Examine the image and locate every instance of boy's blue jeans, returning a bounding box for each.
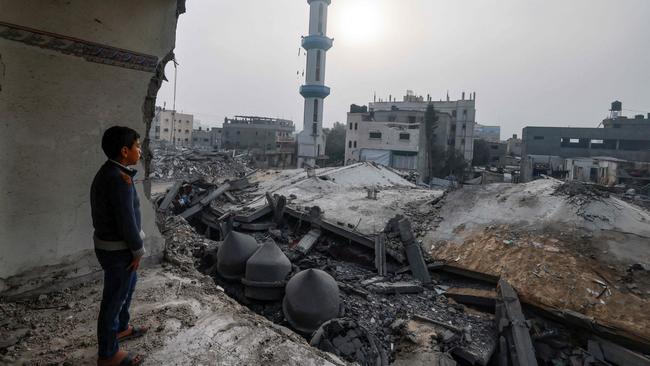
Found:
[95,249,137,359]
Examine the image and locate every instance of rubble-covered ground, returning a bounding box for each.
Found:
[0,218,346,366]
[421,178,650,346]
[149,142,252,181]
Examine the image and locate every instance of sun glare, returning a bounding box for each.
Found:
[336,0,383,46]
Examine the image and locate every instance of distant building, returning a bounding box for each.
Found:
[520,102,650,182]
[565,157,650,187]
[487,141,508,167]
[192,126,222,150]
[150,106,193,147]
[345,90,477,171]
[506,134,522,156]
[222,116,296,168]
[474,124,501,143]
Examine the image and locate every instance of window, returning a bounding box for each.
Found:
[369,132,382,139]
[463,109,467,116]
[399,133,410,141]
[237,130,241,135]
[452,110,457,118]
[561,137,588,148]
[163,128,169,132]
[315,51,321,81]
[354,141,357,148]
[408,116,416,123]
[533,136,544,140]
[354,123,358,130]
[185,129,189,133]
[155,126,160,132]
[313,99,319,122]
[186,120,190,124]
[318,4,324,34]
[349,123,353,130]
[348,141,352,148]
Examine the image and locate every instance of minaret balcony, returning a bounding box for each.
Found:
[307,0,331,5]
[300,84,331,98]
[302,35,333,51]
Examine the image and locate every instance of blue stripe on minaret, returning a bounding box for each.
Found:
[302,35,333,51]
[300,85,330,98]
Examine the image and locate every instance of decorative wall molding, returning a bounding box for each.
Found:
[0,21,158,73]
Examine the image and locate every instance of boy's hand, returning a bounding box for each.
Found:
[127,257,141,272]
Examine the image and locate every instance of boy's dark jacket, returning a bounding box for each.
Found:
[90,160,145,257]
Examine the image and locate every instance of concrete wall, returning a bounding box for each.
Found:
[0,0,182,295]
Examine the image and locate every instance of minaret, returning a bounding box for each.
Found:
[297,0,333,168]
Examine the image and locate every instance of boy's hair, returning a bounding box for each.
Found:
[101,126,140,160]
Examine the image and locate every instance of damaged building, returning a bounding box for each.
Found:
[345,91,477,171]
[521,101,650,182]
[222,115,296,169]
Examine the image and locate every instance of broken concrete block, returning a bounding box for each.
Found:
[370,281,424,295]
[296,228,321,255]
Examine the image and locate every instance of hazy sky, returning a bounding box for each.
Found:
[157,0,650,139]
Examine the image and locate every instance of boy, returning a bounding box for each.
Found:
[91,126,148,366]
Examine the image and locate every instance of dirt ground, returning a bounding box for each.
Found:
[428,225,650,346]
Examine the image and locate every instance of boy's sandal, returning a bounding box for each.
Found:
[98,350,143,366]
[117,325,148,342]
[119,352,143,366]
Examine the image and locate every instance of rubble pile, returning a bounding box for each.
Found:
[151,163,650,365]
[553,180,611,202]
[150,143,251,181]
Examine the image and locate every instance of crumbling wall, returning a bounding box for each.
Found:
[0,0,184,295]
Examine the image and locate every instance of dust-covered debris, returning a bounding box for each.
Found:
[150,141,252,181]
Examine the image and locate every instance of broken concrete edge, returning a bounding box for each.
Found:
[496,279,538,366]
[588,336,650,366]
[0,251,163,301]
[525,302,650,356]
[284,206,406,263]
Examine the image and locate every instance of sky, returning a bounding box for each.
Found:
[157,0,650,139]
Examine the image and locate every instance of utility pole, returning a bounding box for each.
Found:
[171,58,178,146]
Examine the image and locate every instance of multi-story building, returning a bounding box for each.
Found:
[474,124,501,143]
[506,134,522,156]
[520,102,650,182]
[150,106,193,147]
[222,116,295,150]
[222,116,296,168]
[344,91,477,170]
[192,126,222,151]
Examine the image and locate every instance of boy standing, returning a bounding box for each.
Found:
[91,126,147,366]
